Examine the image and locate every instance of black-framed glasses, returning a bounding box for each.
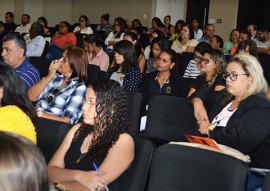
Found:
[223,72,249,81]
[79,19,85,22]
[46,89,60,104]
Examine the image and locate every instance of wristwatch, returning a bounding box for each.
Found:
[206,124,215,137]
[37,110,43,117]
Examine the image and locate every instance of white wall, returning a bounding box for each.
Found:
[155,0,185,25]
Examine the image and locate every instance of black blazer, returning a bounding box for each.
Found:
[210,93,270,168]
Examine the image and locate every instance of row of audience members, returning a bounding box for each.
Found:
[1,13,270,191]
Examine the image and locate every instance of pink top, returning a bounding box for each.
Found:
[88,48,110,72]
[53,32,77,47]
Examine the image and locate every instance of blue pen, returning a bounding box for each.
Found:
[92,162,110,191]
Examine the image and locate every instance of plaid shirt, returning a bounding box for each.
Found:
[36,73,86,124]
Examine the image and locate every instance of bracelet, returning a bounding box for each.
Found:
[55,183,69,191]
[206,124,215,137]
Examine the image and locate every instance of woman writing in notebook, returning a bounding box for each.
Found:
[197,54,270,191]
[47,79,134,191]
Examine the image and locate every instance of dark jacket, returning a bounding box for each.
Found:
[210,93,270,168]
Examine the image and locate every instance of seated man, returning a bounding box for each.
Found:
[15,14,31,35]
[25,22,46,57]
[1,33,40,91]
[254,27,270,54]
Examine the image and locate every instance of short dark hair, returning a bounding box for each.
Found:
[160,49,177,63]
[213,35,224,49]
[101,13,110,21]
[83,34,103,47]
[5,12,14,18]
[240,30,252,40]
[22,14,30,20]
[194,42,212,55]
[3,33,26,56]
[31,22,44,36]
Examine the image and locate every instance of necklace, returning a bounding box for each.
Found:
[75,152,87,164]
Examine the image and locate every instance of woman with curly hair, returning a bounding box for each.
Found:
[48,79,134,191]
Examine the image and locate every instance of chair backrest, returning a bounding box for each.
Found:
[29,57,51,78]
[87,64,100,85]
[147,144,248,191]
[179,52,194,77]
[41,40,50,58]
[125,90,143,134]
[142,95,197,142]
[108,137,155,191]
[36,117,72,164]
[263,172,270,191]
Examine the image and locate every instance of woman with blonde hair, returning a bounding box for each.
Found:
[197,54,270,191]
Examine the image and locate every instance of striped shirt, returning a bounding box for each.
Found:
[15,59,40,91]
[36,73,87,124]
[183,59,202,79]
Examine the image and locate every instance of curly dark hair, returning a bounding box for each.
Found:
[73,79,131,163]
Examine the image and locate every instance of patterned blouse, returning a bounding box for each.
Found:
[36,73,87,124]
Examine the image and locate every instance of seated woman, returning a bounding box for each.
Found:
[104,17,125,53]
[131,19,143,28]
[183,42,212,79]
[96,13,112,32]
[236,39,258,57]
[188,49,227,121]
[223,29,240,54]
[163,15,174,38]
[197,54,270,191]
[0,61,38,143]
[83,34,110,72]
[105,40,142,91]
[171,24,198,54]
[147,17,167,35]
[73,15,93,35]
[191,19,203,40]
[25,22,46,57]
[46,21,77,60]
[169,20,186,41]
[210,35,224,50]
[28,47,88,124]
[47,79,134,191]
[144,30,165,61]
[146,36,170,73]
[140,49,183,115]
[0,132,48,191]
[37,16,50,37]
[123,31,146,73]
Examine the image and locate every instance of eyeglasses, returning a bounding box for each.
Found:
[223,72,249,81]
[194,54,203,62]
[46,89,60,104]
[59,25,67,28]
[79,20,85,22]
[201,58,214,64]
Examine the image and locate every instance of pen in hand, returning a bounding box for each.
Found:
[92,162,110,191]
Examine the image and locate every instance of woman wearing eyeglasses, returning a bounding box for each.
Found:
[28,47,88,124]
[73,15,93,35]
[197,54,270,191]
[187,49,227,121]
